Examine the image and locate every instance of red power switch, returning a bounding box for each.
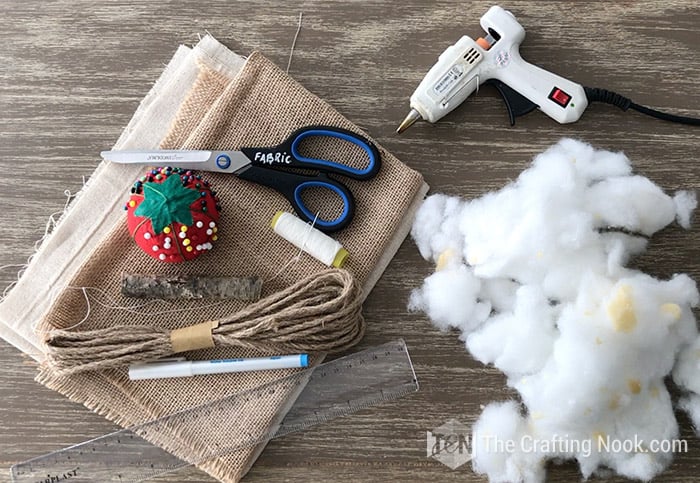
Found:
[548,87,571,107]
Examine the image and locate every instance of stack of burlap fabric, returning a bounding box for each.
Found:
[0,35,427,482]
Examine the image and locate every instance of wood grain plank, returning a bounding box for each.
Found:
[1,1,699,482]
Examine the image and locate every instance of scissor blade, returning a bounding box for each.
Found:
[100,150,212,164]
[100,150,252,174]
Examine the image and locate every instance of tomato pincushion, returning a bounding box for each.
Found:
[125,167,221,263]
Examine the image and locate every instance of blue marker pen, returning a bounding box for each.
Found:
[129,354,309,380]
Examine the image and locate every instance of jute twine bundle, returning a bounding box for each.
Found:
[44,269,363,376]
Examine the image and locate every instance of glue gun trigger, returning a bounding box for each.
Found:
[485,79,538,126]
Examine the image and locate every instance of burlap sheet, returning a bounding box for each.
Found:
[0,36,246,359]
[32,40,428,482]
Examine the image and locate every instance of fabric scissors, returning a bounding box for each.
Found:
[101,125,381,233]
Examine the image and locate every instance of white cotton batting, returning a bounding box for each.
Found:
[584,176,677,235]
[673,334,700,434]
[466,284,557,376]
[471,401,546,483]
[410,193,466,262]
[410,138,699,482]
[408,264,490,332]
[678,395,700,436]
[674,190,698,229]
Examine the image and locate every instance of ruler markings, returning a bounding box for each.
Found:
[12,340,418,483]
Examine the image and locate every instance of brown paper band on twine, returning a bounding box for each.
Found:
[170,320,220,353]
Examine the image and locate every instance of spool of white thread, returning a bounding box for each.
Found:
[271,211,349,268]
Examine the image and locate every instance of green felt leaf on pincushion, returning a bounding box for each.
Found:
[134,174,201,233]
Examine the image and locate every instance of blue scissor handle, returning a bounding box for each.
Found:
[241,125,381,181]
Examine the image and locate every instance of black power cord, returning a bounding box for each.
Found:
[584,87,700,126]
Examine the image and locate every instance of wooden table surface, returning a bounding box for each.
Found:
[2,1,699,482]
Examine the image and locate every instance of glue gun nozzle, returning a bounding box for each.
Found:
[396,109,422,134]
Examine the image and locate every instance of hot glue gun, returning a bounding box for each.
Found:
[397,5,700,133]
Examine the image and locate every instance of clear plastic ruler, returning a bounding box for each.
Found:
[11,339,418,482]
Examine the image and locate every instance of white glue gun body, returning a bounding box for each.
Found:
[399,6,588,131]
